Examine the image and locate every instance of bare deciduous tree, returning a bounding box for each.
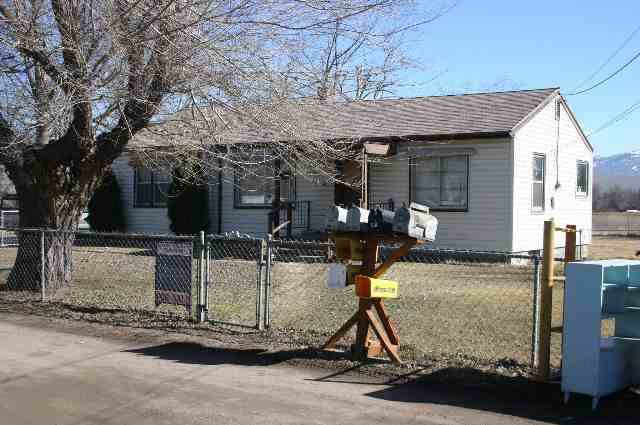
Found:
[0,0,444,290]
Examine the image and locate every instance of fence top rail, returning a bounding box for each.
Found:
[206,235,262,244]
[0,227,197,241]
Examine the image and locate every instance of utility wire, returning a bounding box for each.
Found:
[570,23,640,92]
[588,98,640,137]
[567,49,640,96]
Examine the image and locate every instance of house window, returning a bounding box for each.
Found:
[412,155,469,211]
[532,154,545,211]
[234,166,294,208]
[576,161,589,196]
[134,166,169,208]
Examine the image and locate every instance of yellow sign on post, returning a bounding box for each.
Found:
[355,275,398,299]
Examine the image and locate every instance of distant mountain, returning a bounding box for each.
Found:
[594,152,640,190]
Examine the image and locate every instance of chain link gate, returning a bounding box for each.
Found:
[204,235,264,328]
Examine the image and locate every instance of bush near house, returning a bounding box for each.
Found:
[167,166,210,235]
[86,168,125,232]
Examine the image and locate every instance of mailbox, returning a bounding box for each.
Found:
[326,205,348,232]
[368,207,394,233]
[392,202,438,242]
[345,207,370,232]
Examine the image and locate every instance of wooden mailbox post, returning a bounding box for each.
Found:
[322,231,420,364]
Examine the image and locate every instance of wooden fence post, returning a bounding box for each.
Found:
[537,219,555,381]
[564,225,577,263]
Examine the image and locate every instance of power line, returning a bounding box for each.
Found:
[588,98,640,137]
[570,23,640,92]
[567,49,640,96]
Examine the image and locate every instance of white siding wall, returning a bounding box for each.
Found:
[112,154,171,234]
[218,169,268,236]
[112,154,334,237]
[369,140,513,251]
[217,170,334,237]
[512,97,593,253]
[295,174,334,232]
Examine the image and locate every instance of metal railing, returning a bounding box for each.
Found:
[269,200,312,237]
[369,199,395,211]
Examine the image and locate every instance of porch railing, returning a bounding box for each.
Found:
[268,200,311,237]
[369,199,395,211]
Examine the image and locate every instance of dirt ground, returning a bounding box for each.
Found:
[1,312,639,424]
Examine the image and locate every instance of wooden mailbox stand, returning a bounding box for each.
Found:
[322,232,420,365]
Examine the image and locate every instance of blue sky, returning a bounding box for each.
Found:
[395,1,640,157]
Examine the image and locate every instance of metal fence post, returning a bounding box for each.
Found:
[205,237,210,321]
[197,231,207,323]
[40,230,46,302]
[256,239,266,330]
[264,235,273,329]
[531,255,541,368]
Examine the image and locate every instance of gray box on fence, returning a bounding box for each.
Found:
[155,241,192,310]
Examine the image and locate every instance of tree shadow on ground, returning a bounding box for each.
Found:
[365,367,640,425]
[125,341,350,367]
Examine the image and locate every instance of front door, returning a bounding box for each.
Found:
[334,160,362,208]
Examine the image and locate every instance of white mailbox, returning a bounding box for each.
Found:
[563,260,640,409]
[326,206,348,232]
[392,202,438,242]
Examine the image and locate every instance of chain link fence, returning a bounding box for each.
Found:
[268,241,538,365]
[0,229,200,321]
[0,228,541,368]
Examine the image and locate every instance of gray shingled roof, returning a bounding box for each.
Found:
[130,88,559,148]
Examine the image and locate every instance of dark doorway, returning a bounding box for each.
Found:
[334,160,362,208]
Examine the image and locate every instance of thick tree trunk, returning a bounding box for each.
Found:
[6,168,99,293]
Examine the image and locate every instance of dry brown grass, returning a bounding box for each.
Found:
[588,236,640,260]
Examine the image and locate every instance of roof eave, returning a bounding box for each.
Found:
[509,88,561,136]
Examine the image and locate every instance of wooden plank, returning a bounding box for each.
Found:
[329,231,416,244]
[366,341,383,358]
[365,309,402,364]
[353,298,373,359]
[373,299,400,345]
[322,310,360,349]
[372,239,417,279]
[565,224,577,263]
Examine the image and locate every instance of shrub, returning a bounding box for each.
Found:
[86,168,125,232]
[167,165,210,235]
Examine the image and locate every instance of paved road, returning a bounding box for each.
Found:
[0,317,548,425]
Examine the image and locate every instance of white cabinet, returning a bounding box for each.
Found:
[562,260,640,409]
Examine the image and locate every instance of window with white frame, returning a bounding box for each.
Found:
[412,155,469,210]
[134,166,170,208]
[532,154,545,211]
[576,160,589,196]
[234,165,294,208]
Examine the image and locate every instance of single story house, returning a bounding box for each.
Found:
[112,87,593,254]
